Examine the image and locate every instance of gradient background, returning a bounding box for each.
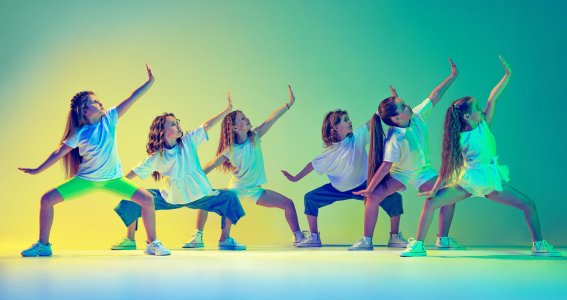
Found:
[1,0,565,251]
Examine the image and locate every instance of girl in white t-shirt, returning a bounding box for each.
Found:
[19,65,170,257]
[281,109,405,249]
[203,85,306,246]
[351,59,460,250]
[402,56,561,257]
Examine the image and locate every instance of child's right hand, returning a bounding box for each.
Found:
[281,170,297,182]
[227,92,233,112]
[417,188,439,199]
[389,85,398,98]
[499,55,511,76]
[146,64,155,83]
[449,58,458,77]
[18,167,41,175]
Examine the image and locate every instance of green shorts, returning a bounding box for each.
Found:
[55,176,139,201]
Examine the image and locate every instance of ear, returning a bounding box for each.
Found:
[463,113,471,120]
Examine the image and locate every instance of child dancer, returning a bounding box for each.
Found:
[281,105,406,249]
[19,65,171,256]
[401,56,561,257]
[350,59,461,250]
[111,96,247,251]
[202,85,306,246]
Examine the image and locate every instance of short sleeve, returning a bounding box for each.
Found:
[105,107,119,127]
[183,125,209,147]
[311,151,331,175]
[413,98,433,118]
[63,131,79,148]
[353,124,369,146]
[132,154,158,180]
[383,134,402,163]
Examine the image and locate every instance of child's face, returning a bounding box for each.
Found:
[233,111,252,133]
[464,98,484,126]
[164,116,182,141]
[333,114,353,138]
[389,98,413,126]
[83,94,105,122]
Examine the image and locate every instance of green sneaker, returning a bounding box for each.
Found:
[111,238,137,250]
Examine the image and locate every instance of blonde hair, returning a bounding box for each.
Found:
[216,110,255,172]
[146,112,183,181]
[60,91,94,178]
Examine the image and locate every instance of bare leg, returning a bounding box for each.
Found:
[195,210,208,231]
[307,215,318,233]
[416,185,470,241]
[257,190,300,232]
[390,215,401,234]
[364,178,405,237]
[419,177,456,237]
[485,184,542,241]
[129,188,157,243]
[220,218,232,241]
[39,189,64,244]
[126,221,136,240]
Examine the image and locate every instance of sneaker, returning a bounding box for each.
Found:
[218,237,247,251]
[348,237,373,251]
[21,241,52,257]
[532,240,562,257]
[182,233,204,249]
[111,238,136,250]
[400,239,427,257]
[388,232,408,248]
[435,236,465,250]
[145,240,171,256]
[296,232,322,248]
[292,231,308,246]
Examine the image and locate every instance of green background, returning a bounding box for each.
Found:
[1,0,565,250]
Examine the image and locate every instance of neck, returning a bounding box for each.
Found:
[86,115,103,125]
[165,138,177,149]
[337,132,348,142]
[235,131,249,144]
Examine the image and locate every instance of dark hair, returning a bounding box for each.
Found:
[146,112,183,181]
[321,110,349,147]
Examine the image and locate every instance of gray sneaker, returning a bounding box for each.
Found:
[296,232,322,248]
[182,233,204,248]
[388,232,408,248]
[348,237,373,251]
[145,240,171,256]
[435,236,465,250]
[219,237,247,251]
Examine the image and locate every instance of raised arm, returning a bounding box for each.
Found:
[428,58,458,106]
[116,64,155,118]
[254,85,295,137]
[203,93,233,132]
[281,162,314,183]
[203,154,229,174]
[352,161,393,197]
[367,85,398,127]
[125,170,138,180]
[484,55,511,126]
[18,144,74,175]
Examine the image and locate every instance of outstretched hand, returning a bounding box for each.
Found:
[18,167,40,175]
[287,85,295,108]
[499,55,511,76]
[449,58,458,77]
[281,170,298,182]
[146,64,155,83]
[226,91,233,112]
[389,85,398,98]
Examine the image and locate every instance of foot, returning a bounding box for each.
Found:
[21,241,52,257]
[400,239,427,257]
[435,236,465,250]
[532,240,562,257]
[145,240,171,256]
[111,238,136,250]
[348,237,373,251]
[219,237,247,251]
[182,232,204,249]
[296,232,322,248]
[292,231,307,247]
[388,232,408,248]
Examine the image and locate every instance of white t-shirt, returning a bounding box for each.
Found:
[311,125,369,192]
[132,126,214,205]
[63,107,123,181]
[222,132,267,190]
[384,98,433,173]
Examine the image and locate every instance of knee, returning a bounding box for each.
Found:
[304,192,315,205]
[283,198,295,211]
[521,199,537,212]
[40,192,59,207]
[136,190,154,208]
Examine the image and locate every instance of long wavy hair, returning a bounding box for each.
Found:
[439,96,473,182]
[367,96,399,184]
[321,110,349,147]
[216,110,255,173]
[60,91,94,179]
[146,112,183,181]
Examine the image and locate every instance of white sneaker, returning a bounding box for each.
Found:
[21,241,52,257]
[400,238,427,257]
[296,232,322,248]
[145,240,171,256]
[435,236,465,250]
[532,240,562,257]
[182,232,204,248]
[219,237,247,251]
[388,232,408,248]
[292,231,307,246]
[348,237,373,251]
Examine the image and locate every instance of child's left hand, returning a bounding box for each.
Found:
[18,167,40,175]
[227,92,233,112]
[353,189,370,197]
[287,84,295,108]
[499,55,512,76]
[146,64,155,82]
